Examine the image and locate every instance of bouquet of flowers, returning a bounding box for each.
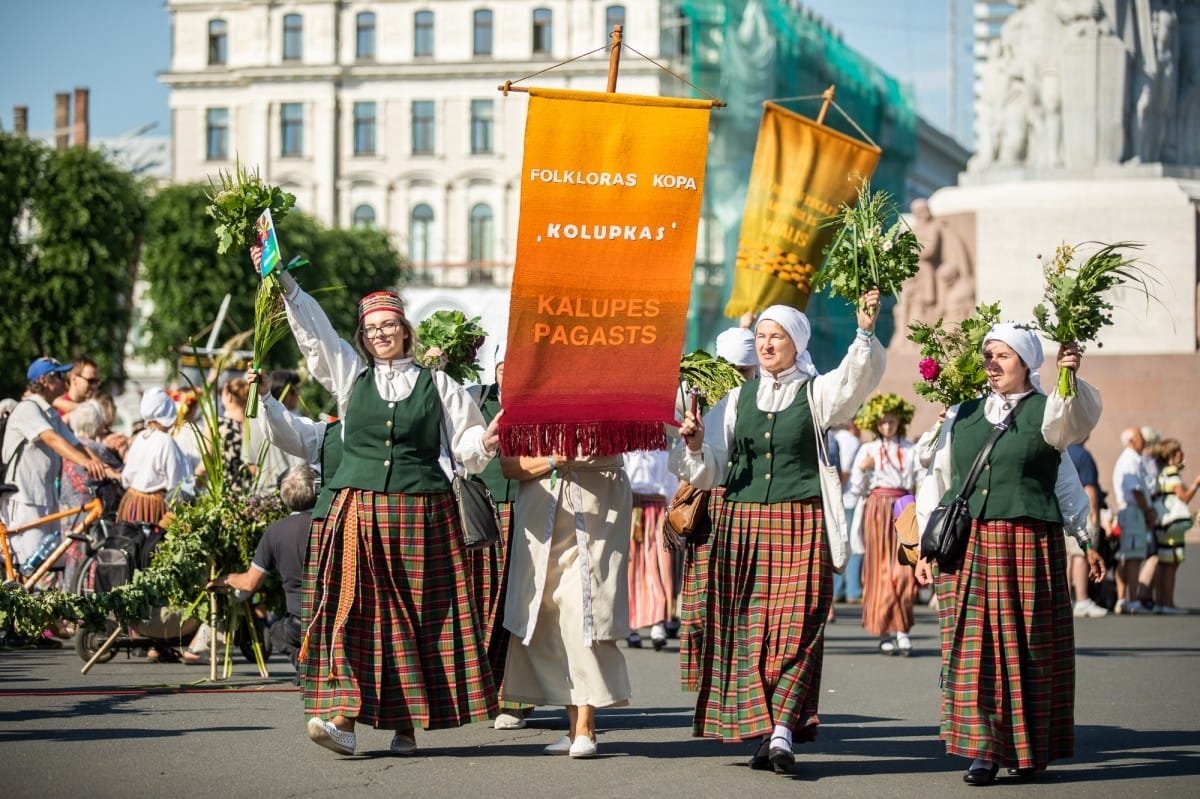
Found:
[415,310,488,384]
[1031,241,1154,397]
[812,178,922,310]
[907,301,1003,407]
[679,349,746,412]
[206,163,300,417]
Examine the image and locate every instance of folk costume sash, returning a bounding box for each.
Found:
[502,88,713,457]
[724,101,881,316]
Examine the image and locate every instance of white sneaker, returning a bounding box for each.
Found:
[650,623,668,650]
[389,732,418,755]
[896,633,913,656]
[1073,599,1109,618]
[544,735,573,755]
[568,736,598,758]
[494,711,527,730]
[307,717,356,756]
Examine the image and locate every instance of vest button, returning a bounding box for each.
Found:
[726,461,733,468]
[764,432,771,439]
[764,473,771,480]
[386,420,393,427]
[765,452,772,459]
[388,402,396,409]
[766,412,774,420]
[981,488,988,496]
[984,464,990,471]
[385,440,391,447]
[384,460,391,467]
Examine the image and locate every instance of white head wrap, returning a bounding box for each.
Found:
[139,387,178,428]
[756,305,818,378]
[982,323,1044,393]
[715,327,757,367]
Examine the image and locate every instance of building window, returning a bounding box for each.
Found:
[532,8,552,54]
[410,203,434,264]
[353,102,376,155]
[208,19,228,66]
[414,10,434,57]
[411,100,435,155]
[356,12,376,60]
[283,13,303,60]
[605,4,625,32]
[281,102,304,156]
[206,108,229,160]
[468,203,494,262]
[470,99,494,154]
[353,204,376,227]
[473,9,493,56]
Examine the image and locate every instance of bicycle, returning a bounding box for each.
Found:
[0,478,120,591]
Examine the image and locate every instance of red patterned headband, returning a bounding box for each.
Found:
[358,292,405,322]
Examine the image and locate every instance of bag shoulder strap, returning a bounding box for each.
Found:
[955,396,1028,499]
[806,382,834,469]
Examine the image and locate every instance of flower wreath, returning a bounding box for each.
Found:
[854,392,916,438]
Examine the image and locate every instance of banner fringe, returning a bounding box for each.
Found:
[501,422,667,458]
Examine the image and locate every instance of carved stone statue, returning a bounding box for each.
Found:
[893,200,976,342]
[969,0,1200,172]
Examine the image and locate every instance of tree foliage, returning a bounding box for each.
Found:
[0,133,146,397]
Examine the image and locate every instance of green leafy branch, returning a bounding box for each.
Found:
[415,310,488,384]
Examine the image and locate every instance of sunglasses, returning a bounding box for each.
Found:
[76,375,101,386]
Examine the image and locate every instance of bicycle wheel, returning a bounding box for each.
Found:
[74,618,119,664]
[72,554,101,597]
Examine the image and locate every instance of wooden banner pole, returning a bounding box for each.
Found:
[816,84,836,125]
[607,25,623,93]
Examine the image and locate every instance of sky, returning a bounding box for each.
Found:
[0,0,974,144]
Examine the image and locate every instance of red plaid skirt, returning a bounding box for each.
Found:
[934,517,1075,768]
[692,497,831,742]
[300,489,497,730]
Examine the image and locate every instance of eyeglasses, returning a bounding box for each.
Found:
[363,320,403,339]
[76,375,101,386]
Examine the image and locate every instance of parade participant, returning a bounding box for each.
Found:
[624,448,678,650]
[117,388,191,525]
[499,448,633,759]
[914,323,1105,785]
[670,290,885,774]
[849,393,918,655]
[252,245,501,757]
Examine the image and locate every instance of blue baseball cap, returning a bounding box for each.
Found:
[27,357,73,382]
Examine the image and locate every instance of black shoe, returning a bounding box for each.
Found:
[664,618,681,639]
[1006,767,1037,780]
[747,738,771,770]
[768,743,795,774]
[963,763,999,786]
[626,634,642,649]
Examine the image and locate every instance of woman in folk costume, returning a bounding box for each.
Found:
[849,393,919,655]
[468,351,532,732]
[671,290,885,774]
[500,446,634,758]
[259,249,503,757]
[623,449,679,650]
[117,388,192,525]
[914,323,1106,785]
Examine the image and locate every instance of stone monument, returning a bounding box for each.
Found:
[905,0,1200,472]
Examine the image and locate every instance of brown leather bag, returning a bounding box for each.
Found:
[662,482,711,550]
[895,502,921,567]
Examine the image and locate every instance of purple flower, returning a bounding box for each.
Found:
[919,357,941,382]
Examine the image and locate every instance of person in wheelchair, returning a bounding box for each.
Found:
[203,464,316,678]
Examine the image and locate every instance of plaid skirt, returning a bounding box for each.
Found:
[466,501,514,693]
[861,488,916,636]
[300,488,497,730]
[627,497,673,630]
[693,497,831,742]
[934,518,1075,768]
[679,489,720,692]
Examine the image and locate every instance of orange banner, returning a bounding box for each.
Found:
[725,102,881,316]
[502,88,713,457]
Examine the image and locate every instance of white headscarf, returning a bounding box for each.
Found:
[715,327,756,367]
[756,305,818,378]
[140,387,179,428]
[982,323,1044,393]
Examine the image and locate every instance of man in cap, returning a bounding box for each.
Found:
[2,358,115,573]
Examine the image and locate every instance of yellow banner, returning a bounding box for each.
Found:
[725,102,881,316]
[502,88,713,456]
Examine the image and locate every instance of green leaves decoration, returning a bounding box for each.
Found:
[679,349,746,412]
[205,159,295,256]
[907,301,1004,407]
[415,311,488,384]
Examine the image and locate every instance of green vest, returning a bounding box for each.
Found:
[476,384,515,503]
[944,394,1062,523]
[723,379,821,503]
[326,368,450,495]
[312,420,343,520]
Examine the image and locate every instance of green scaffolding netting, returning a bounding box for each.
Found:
[679,0,918,368]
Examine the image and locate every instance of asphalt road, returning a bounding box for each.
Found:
[3,556,1199,799]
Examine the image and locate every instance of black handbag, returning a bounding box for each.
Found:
[441,407,502,550]
[921,398,1026,569]
[451,474,503,550]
